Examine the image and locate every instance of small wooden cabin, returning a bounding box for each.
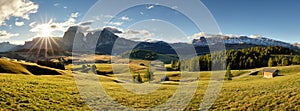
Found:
[262,68,279,78]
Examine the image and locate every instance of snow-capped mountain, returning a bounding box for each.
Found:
[192,35,298,49]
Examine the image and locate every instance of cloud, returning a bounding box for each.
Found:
[79,20,94,26]
[0,30,19,39]
[15,21,24,26]
[0,0,39,26]
[29,22,37,27]
[249,34,262,38]
[71,12,79,18]
[120,16,129,21]
[29,12,80,37]
[54,3,67,9]
[8,25,12,29]
[187,32,224,39]
[147,5,154,10]
[119,29,155,41]
[124,30,155,37]
[53,3,60,7]
[188,32,259,40]
[171,6,178,9]
[103,15,113,19]
[187,32,206,39]
[104,21,123,26]
[94,16,101,20]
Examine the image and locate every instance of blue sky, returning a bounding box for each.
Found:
[201,0,300,43]
[0,0,300,44]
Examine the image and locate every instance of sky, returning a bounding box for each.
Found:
[0,0,300,44]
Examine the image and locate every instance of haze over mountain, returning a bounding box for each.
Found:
[0,42,21,52]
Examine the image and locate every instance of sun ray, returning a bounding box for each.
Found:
[45,37,48,59]
[36,38,45,61]
[47,37,55,56]
[26,37,43,58]
[51,38,60,47]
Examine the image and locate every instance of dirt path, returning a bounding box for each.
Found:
[233,70,259,79]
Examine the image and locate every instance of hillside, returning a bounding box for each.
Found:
[0,65,299,110]
[0,58,67,75]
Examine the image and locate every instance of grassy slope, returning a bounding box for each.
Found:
[0,58,67,75]
[0,65,299,110]
[0,75,89,110]
[0,59,32,75]
[187,66,300,110]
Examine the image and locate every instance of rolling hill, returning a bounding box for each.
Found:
[0,58,67,75]
[0,65,299,110]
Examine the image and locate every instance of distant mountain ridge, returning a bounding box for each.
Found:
[3,26,299,56]
[193,35,299,50]
[62,26,181,54]
[63,26,299,55]
[0,42,21,52]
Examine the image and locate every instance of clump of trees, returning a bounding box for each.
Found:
[170,46,299,71]
[128,50,158,60]
[136,73,143,83]
[268,58,273,67]
[144,68,154,82]
[37,60,65,70]
[131,67,154,83]
[170,60,180,71]
[292,55,300,65]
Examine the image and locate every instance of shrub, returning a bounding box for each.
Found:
[160,76,170,82]
[225,65,233,80]
[136,73,143,83]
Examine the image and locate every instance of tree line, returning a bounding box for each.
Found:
[170,46,299,71]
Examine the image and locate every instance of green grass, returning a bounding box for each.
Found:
[0,59,32,75]
[0,65,299,110]
[164,70,250,81]
[0,58,67,75]
[205,72,300,110]
[0,74,89,110]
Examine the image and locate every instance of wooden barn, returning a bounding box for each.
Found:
[262,68,279,78]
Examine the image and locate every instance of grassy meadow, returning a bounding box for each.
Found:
[0,58,299,110]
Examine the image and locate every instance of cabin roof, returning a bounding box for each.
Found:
[263,68,278,73]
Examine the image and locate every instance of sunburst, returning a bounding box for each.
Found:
[26,37,61,61]
[26,19,62,61]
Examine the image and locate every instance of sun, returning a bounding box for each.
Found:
[39,23,53,37]
[30,19,56,38]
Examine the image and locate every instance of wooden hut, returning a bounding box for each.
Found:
[262,68,279,78]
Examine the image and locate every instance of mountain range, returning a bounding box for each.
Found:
[0,42,21,52]
[193,36,299,50]
[1,26,299,56]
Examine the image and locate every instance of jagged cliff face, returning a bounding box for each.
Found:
[62,27,134,54]
[61,26,182,55]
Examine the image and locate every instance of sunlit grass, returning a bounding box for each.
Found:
[0,65,299,110]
